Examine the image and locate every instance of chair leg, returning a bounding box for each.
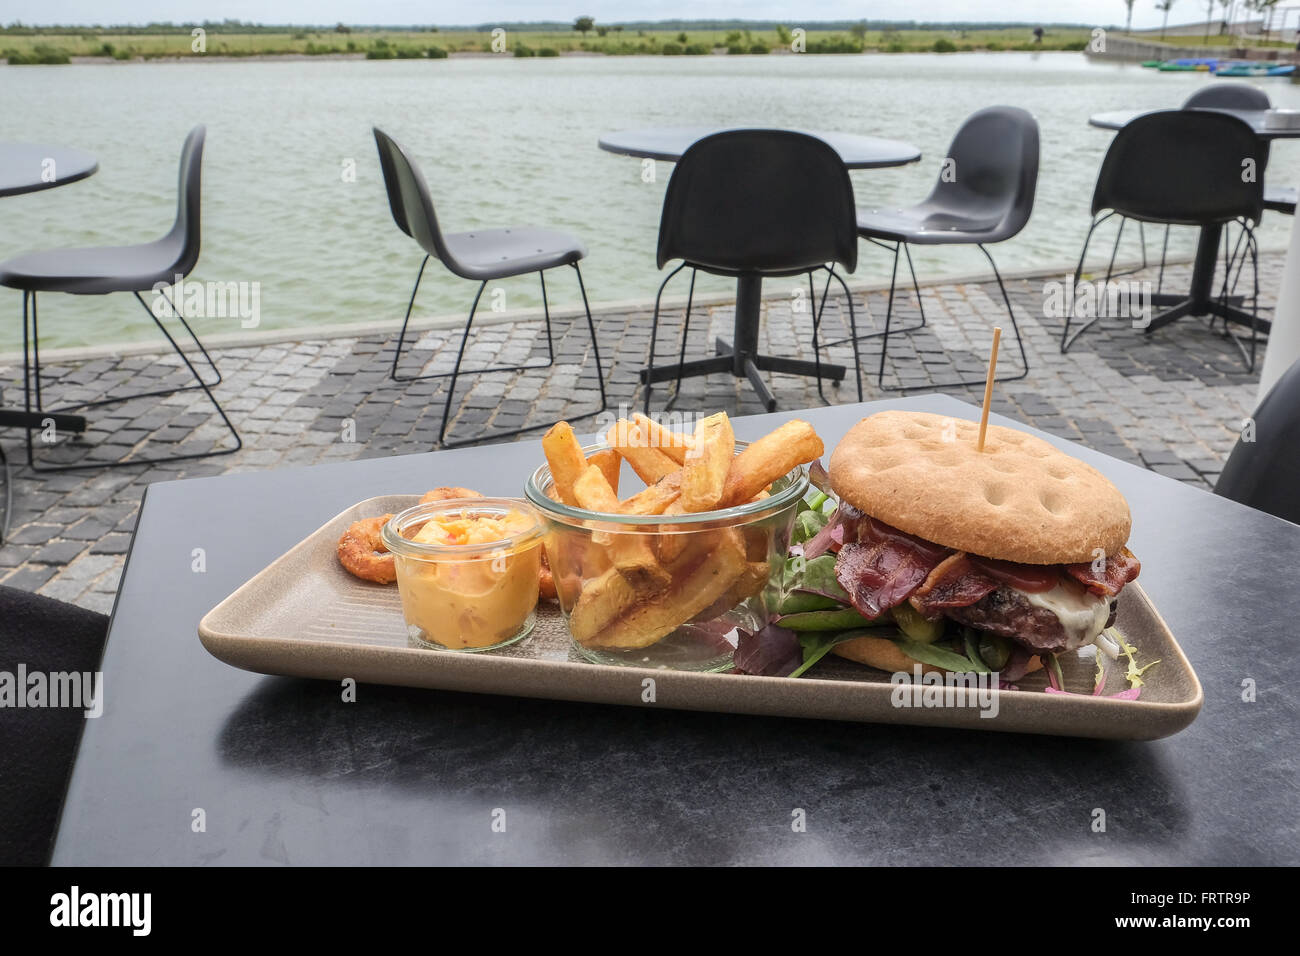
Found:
[805,265,864,404]
[641,262,687,414]
[539,270,556,365]
[437,264,607,449]
[809,271,828,405]
[389,254,428,380]
[876,242,901,389]
[1157,225,1170,296]
[667,268,697,411]
[1219,228,1262,373]
[22,288,242,472]
[819,238,923,348]
[903,243,927,331]
[980,245,1030,384]
[878,245,1028,393]
[1061,217,1102,353]
[436,280,488,446]
[827,265,864,403]
[1105,216,1125,286]
[391,257,555,383]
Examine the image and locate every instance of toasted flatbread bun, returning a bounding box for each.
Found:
[832,634,1044,676]
[829,411,1131,565]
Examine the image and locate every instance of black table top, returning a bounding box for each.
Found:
[0,142,98,199]
[599,126,922,168]
[1089,107,1300,140]
[52,395,1300,865]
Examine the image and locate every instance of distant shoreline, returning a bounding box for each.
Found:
[27,47,1079,66]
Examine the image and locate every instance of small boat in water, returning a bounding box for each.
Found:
[1213,61,1296,77]
[1157,57,1220,71]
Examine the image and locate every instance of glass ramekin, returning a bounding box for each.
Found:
[381,498,544,652]
[524,441,809,671]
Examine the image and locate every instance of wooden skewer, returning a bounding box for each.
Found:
[977,327,1002,453]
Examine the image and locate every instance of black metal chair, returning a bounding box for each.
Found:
[373,128,606,448]
[0,584,108,864]
[1062,110,1265,370]
[1216,357,1300,525]
[642,129,860,412]
[838,106,1039,391]
[1137,87,1293,292]
[0,126,240,470]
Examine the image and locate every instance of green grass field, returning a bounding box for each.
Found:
[0,26,1093,63]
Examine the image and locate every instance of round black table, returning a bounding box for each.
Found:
[1088,108,1300,346]
[1089,107,1300,140]
[599,125,922,169]
[0,142,98,436]
[0,141,98,199]
[602,126,921,410]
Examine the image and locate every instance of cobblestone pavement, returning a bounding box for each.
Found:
[0,253,1276,613]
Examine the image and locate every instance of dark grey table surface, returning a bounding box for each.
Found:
[52,395,1299,865]
[1088,107,1300,140]
[0,142,98,199]
[598,125,922,168]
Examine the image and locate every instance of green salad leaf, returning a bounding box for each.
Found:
[778,607,883,631]
[777,591,843,615]
[789,629,877,679]
[896,639,986,673]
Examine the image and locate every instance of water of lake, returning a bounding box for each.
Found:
[3,51,1299,350]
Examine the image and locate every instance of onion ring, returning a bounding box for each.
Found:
[420,487,484,504]
[337,514,397,584]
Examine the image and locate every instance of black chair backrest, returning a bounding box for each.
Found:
[1215,357,1300,525]
[919,106,1039,242]
[656,129,857,275]
[373,127,459,270]
[1091,110,1264,225]
[1183,84,1271,110]
[165,125,205,278]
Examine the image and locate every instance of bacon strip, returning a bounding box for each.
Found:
[1064,547,1141,597]
[909,553,1000,616]
[833,517,950,618]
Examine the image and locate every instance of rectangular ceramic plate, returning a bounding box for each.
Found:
[199,496,1203,740]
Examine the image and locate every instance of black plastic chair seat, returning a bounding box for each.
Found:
[856,204,1006,244]
[441,227,586,280]
[0,237,183,295]
[1264,184,1298,215]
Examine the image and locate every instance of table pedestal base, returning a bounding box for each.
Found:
[638,274,845,413]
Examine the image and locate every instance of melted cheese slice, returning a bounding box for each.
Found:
[1020,579,1110,651]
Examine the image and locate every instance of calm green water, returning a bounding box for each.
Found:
[2,51,1298,350]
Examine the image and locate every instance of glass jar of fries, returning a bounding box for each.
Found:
[525,441,810,671]
[381,498,545,652]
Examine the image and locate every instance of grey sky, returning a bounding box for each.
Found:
[1,2,1219,31]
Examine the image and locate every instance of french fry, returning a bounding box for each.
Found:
[719,420,824,507]
[542,422,589,507]
[656,500,691,563]
[605,420,678,485]
[632,413,693,465]
[618,471,683,515]
[693,558,771,624]
[587,448,621,496]
[681,411,735,513]
[573,465,670,591]
[570,531,748,649]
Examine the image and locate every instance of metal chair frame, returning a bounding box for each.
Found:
[14,286,240,472]
[393,259,606,449]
